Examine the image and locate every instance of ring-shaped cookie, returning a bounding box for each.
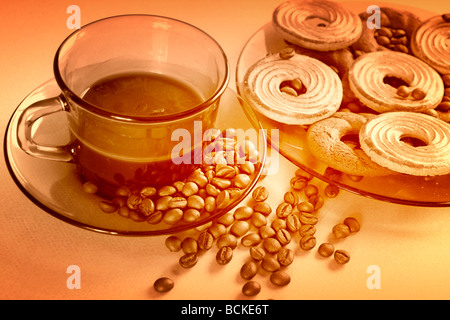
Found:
[349,51,444,113]
[411,15,450,75]
[306,112,395,177]
[360,112,450,176]
[242,52,343,125]
[272,0,362,51]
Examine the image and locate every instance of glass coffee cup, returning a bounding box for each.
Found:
[16,15,229,197]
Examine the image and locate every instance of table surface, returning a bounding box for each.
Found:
[1,0,450,300]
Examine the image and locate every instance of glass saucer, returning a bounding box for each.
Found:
[236,1,450,207]
[4,79,266,235]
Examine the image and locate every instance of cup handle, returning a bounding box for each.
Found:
[16,94,74,162]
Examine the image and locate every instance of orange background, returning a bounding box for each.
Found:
[1,0,450,299]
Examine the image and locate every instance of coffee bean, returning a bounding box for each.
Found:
[270,271,291,286]
[241,233,261,247]
[251,212,267,228]
[290,176,308,190]
[242,281,261,296]
[140,186,156,198]
[240,261,258,280]
[209,223,227,239]
[252,186,269,201]
[233,174,251,188]
[277,247,294,266]
[259,226,276,239]
[82,181,98,194]
[181,237,198,254]
[318,243,334,257]
[98,201,117,213]
[261,256,281,272]
[234,205,254,220]
[263,238,282,253]
[187,195,205,210]
[153,277,174,293]
[179,253,198,268]
[197,231,214,251]
[183,208,201,223]
[249,246,266,261]
[271,218,286,232]
[167,197,187,210]
[299,212,318,225]
[332,223,350,238]
[127,194,142,210]
[165,235,182,252]
[343,217,360,233]
[158,185,177,197]
[276,229,291,246]
[253,202,272,216]
[286,214,301,232]
[216,246,233,265]
[283,191,299,205]
[276,202,292,218]
[230,220,250,237]
[334,249,350,264]
[300,235,316,250]
[163,208,183,225]
[216,190,231,209]
[216,233,237,249]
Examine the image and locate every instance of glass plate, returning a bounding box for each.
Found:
[4,79,266,235]
[236,1,450,207]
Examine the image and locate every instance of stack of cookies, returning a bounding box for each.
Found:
[241,0,450,178]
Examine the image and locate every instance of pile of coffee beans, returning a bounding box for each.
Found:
[153,165,362,297]
[85,129,263,228]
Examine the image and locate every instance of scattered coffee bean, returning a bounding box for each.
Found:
[230,220,250,237]
[216,246,233,265]
[252,186,269,202]
[300,235,316,250]
[253,202,272,216]
[299,224,316,237]
[318,243,335,257]
[165,236,182,252]
[234,205,254,220]
[216,233,237,249]
[276,202,292,218]
[271,218,286,232]
[261,256,281,272]
[181,237,198,254]
[209,223,227,239]
[334,249,350,264]
[299,212,318,225]
[277,247,294,266]
[290,176,308,190]
[197,231,214,251]
[240,261,258,280]
[249,246,266,261]
[241,233,261,247]
[343,217,361,233]
[276,229,291,246]
[263,237,282,253]
[251,211,267,228]
[153,277,174,293]
[179,253,198,268]
[332,223,351,239]
[270,271,291,286]
[283,191,299,205]
[242,281,261,296]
